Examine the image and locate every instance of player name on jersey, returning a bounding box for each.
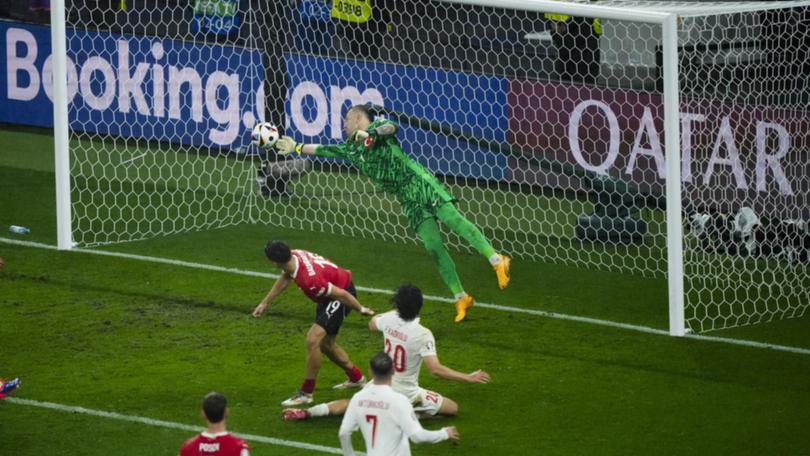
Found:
[198,442,221,452]
[299,251,317,276]
[179,432,249,456]
[290,249,352,304]
[358,399,391,410]
[385,327,409,341]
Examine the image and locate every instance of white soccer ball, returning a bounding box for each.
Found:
[251,122,280,149]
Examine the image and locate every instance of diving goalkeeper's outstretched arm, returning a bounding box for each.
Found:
[274,122,397,157]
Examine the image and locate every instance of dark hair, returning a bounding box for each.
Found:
[348,104,374,122]
[369,351,394,379]
[202,392,227,423]
[392,283,422,321]
[265,240,292,263]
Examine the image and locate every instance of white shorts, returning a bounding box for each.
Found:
[410,388,444,416]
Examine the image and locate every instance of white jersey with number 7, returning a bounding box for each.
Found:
[375,311,437,400]
[338,383,449,456]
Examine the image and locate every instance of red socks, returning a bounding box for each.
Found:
[301,367,360,394]
[301,378,316,394]
[347,365,363,383]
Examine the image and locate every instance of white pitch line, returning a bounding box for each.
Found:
[120,152,147,165]
[1,237,809,356]
[5,397,348,455]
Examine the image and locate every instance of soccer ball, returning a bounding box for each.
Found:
[251,122,280,149]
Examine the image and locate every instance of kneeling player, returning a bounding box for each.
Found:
[252,241,375,406]
[283,283,490,421]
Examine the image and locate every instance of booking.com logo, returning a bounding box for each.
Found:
[287,81,383,140]
[5,26,263,147]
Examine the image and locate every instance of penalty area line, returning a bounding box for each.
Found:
[5,397,348,455]
[1,237,809,356]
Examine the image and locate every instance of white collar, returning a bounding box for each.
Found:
[201,431,230,438]
[290,255,300,279]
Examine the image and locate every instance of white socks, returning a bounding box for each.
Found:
[308,403,329,417]
[454,292,467,300]
[489,254,501,265]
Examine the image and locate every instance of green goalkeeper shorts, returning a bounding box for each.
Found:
[397,180,456,231]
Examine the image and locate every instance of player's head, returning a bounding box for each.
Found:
[392,283,423,321]
[369,351,394,382]
[344,104,373,136]
[265,240,292,265]
[201,392,228,424]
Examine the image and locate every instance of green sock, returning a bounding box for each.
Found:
[416,217,465,296]
[437,203,497,259]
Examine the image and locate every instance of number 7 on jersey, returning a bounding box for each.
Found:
[365,414,378,448]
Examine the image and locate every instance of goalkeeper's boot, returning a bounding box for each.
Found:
[282,408,311,421]
[281,391,313,407]
[0,377,21,399]
[493,254,512,289]
[454,294,475,323]
[333,376,366,390]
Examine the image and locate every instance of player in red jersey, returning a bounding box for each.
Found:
[179,392,249,456]
[252,240,376,406]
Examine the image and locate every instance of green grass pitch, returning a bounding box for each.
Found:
[1,126,809,455]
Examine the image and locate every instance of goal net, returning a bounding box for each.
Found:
[52,0,808,333]
[63,0,266,245]
[672,3,810,331]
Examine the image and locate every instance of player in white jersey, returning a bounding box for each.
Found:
[338,351,459,456]
[283,283,490,421]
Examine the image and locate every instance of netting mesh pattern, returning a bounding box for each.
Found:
[66,0,265,245]
[61,1,808,331]
[253,2,669,279]
[677,7,809,331]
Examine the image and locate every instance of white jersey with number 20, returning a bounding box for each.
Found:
[374,311,437,400]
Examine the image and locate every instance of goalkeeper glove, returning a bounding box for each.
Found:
[350,129,370,143]
[275,136,303,156]
[350,123,395,143]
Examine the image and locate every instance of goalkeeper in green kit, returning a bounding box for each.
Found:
[274,105,511,323]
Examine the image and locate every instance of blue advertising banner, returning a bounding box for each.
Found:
[0,20,264,149]
[284,54,509,181]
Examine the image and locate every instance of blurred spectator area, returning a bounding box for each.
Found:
[332,1,559,81]
[2,0,806,100]
[1,0,51,23]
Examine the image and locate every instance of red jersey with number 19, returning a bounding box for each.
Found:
[179,432,249,456]
[290,249,352,304]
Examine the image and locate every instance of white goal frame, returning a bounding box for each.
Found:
[48,0,686,334]
[47,0,810,337]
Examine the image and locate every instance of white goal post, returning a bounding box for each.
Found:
[45,0,809,336]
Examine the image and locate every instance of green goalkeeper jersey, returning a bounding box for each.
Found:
[315,119,456,229]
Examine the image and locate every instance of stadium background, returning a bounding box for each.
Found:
[1,1,808,454]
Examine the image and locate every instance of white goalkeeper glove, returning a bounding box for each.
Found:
[275,136,303,156]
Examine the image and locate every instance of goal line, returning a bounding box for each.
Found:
[1,237,808,356]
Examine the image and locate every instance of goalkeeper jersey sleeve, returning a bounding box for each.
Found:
[314,143,351,159]
[313,120,456,230]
